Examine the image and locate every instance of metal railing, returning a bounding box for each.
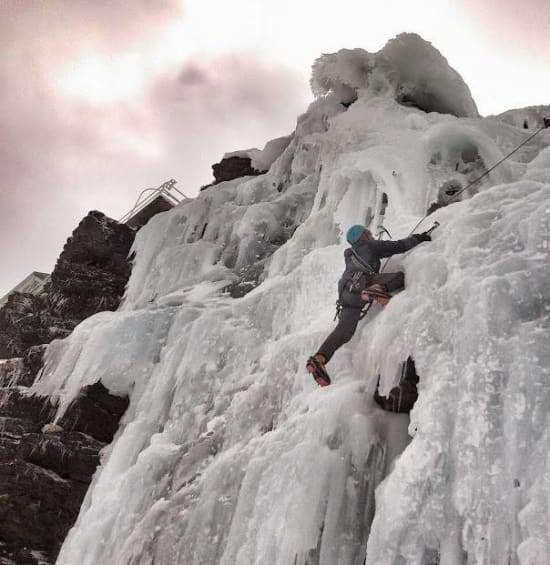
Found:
[119,179,190,224]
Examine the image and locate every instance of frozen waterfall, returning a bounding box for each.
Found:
[33,33,550,565]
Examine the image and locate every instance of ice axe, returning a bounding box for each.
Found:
[424,221,440,236]
[377,225,393,240]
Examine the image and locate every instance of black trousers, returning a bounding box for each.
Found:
[317,272,404,362]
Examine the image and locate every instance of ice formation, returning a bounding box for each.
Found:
[311,34,479,118]
[32,34,550,564]
[223,135,294,173]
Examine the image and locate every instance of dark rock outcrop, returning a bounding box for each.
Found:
[374,357,419,413]
[0,377,128,564]
[58,382,129,444]
[0,293,71,359]
[0,358,23,388]
[0,211,135,359]
[0,388,54,433]
[0,211,135,563]
[210,155,263,186]
[0,347,47,391]
[49,210,135,321]
[125,195,174,230]
[17,431,104,484]
[20,345,48,388]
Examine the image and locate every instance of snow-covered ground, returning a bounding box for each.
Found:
[33,34,550,564]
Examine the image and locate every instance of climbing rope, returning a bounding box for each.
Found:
[342,119,549,317]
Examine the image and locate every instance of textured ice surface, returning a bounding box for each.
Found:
[311,33,478,118]
[223,134,294,172]
[32,34,550,565]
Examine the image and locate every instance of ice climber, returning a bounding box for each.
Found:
[306,225,432,387]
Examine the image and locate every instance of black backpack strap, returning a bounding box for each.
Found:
[350,247,375,273]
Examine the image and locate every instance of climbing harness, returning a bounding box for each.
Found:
[335,225,402,320]
[333,294,372,321]
[333,298,342,321]
[334,232,383,320]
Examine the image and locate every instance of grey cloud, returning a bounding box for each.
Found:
[0,16,310,297]
[1,0,184,52]
[163,55,309,121]
[178,65,210,86]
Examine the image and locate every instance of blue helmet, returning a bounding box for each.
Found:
[346,224,365,245]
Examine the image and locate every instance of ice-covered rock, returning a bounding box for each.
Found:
[209,135,294,189]
[311,33,479,118]
[210,155,263,185]
[222,135,294,174]
[28,33,550,565]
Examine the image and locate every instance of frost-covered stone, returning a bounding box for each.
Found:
[210,154,263,185]
[311,33,478,118]
[222,135,294,174]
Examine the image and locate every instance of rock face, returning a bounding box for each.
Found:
[0,358,23,388]
[0,210,135,563]
[210,155,263,185]
[0,211,135,359]
[0,293,71,359]
[49,210,135,321]
[125,195,174,230]
[0,373,128,565]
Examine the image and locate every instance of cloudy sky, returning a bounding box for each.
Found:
[1,0,549,297]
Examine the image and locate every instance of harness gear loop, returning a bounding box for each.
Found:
[359,301,373,319]
[334,296,373,321]
[334,299,342,321]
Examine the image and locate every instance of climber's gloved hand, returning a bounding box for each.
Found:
[413,232,432,243]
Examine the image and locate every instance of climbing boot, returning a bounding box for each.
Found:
[306,354,331,387]
[361,284,391,305]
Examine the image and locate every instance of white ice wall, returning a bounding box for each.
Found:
[32,35,550,565]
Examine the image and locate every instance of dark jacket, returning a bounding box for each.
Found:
[337,236,419,294]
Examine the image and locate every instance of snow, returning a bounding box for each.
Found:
[31,33,550,564]
[311,33,479,118]
[223,134,293,173]
[495,105,550,130]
